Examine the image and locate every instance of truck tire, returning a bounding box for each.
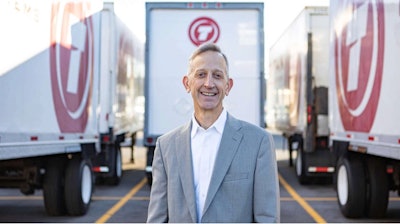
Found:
[336,156,366,218]
[64,156,93,216]
[365,157,389,218]
[146,146,155,186]
[43,159,66,216]
[295,147,310,184]
[106,145,122,185]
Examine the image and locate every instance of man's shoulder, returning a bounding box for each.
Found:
[228,114,270,136]
[159,122,190,141]
[228,114,264,130]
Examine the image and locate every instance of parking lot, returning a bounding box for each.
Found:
[0,134,400,223]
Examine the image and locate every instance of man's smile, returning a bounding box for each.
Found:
[201,91,217,96]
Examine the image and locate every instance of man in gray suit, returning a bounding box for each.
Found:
[147,43,280,223]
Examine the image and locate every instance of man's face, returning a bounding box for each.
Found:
[183,51,233,114]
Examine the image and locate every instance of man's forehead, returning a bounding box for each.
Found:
[188,50,229,75]
[192,51,226,64]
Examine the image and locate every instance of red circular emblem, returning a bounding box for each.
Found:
[334,0,384,132]
[50,2,94,133]
[188,17,220,46]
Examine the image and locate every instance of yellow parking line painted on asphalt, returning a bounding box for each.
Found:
[280,197,336,201]
[93,196,150,201]
[279,173,327,223]
[96,177,147,223]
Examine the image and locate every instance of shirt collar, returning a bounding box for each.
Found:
[191,108,227,138]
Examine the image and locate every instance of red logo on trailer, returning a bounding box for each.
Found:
[334,0,384,132]
[188,17,220,46]
[50,2,94,133]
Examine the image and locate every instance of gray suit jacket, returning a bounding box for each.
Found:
[147,113,280,223]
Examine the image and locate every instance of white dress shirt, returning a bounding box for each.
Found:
[191,108,227,222]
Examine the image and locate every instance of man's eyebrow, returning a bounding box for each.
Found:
[194,68,224,72]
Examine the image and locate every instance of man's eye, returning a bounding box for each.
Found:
[214,73,223,79]
[197,73,206,78]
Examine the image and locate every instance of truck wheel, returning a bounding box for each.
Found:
[64,156,93,216]
[43,159,66,216]
[336,156,366,218]
[365,157,388,218]
[295,147,310,184]
[146,146,155,186]
[106,145,122,185]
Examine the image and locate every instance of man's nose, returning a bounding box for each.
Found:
[204,73,215,88]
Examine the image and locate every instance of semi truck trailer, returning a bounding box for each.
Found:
[329,0,400,218]
[0,0,144,216]
[266,6,334,184]
[144,2,265,185]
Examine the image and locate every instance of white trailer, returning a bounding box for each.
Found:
[0,1,144,216]
[266,6,334,184]
[329,0,400,219]
[144,2,265,184]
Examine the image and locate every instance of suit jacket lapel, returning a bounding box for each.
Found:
[202,114,243,216]
[175,121,197,222]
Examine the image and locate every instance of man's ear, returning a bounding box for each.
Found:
[225,78,233,96]
[182,75,190,93]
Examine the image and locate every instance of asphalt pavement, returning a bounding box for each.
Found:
[0,133,400,223]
